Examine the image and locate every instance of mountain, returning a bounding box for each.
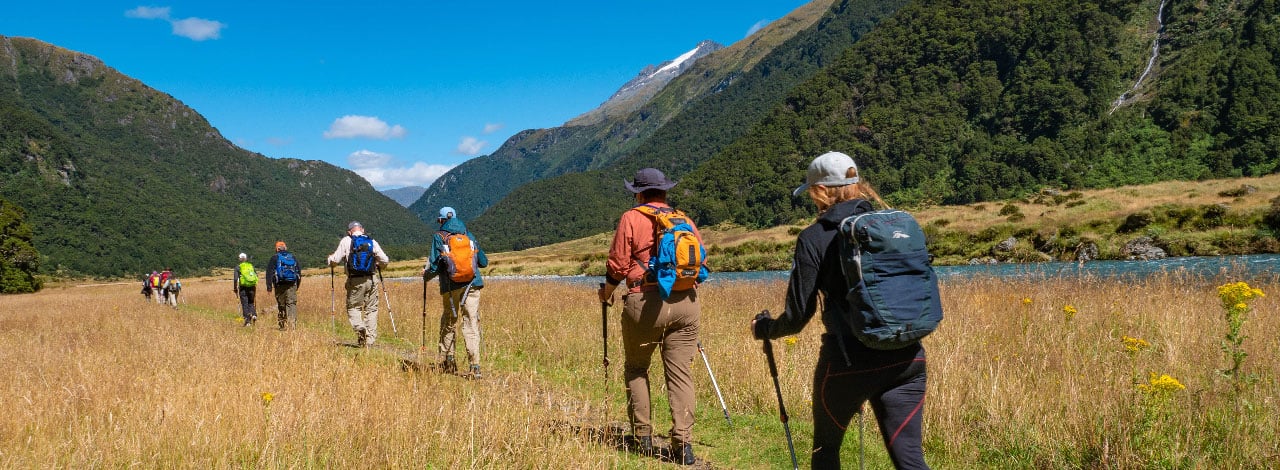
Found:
[470,0,907,250]
[676,0,1280,228]
[0,36,430,277]
[381,186,426,207]
[409,0,837,224]
[408,41,724,223]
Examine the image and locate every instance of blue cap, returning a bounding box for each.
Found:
[438,207,456,219]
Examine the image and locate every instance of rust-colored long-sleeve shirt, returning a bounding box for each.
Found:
[605,202,704,294]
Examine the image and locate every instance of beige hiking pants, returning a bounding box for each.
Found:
[345,275,378,345]
[438,285,482,365]
[621,288,700,448]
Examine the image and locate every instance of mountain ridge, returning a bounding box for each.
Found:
[0,35,429,277]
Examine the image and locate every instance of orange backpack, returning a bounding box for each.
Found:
[439,231,477,284]
[632,204,709,297]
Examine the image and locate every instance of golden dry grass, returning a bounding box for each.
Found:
[3,269,1278,468]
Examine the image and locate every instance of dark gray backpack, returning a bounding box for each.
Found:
[838,207,943,350]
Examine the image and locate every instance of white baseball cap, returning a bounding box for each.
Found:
[793,151,860,197]
[238,253,247,261]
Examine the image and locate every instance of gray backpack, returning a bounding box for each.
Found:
[838,207,943,350]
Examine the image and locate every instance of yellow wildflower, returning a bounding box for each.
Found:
[1022,297,1032,305]
[261,392,274,405]
[784,337,798,346]
[1062,305,1077,321]
[1137,373,1185,395]
[1121,335,1151,353]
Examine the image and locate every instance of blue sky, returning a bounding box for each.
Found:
[2,1,810,189]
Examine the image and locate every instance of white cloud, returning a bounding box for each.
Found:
[126,6,225,41]
[171,17,225,41]
[125,6,170,19]
[346,150,453,188]
[746,19,772,37]
[324,115,407,140]
[456,136,487,156]
[483,123,504,134]
[347,149,394,169]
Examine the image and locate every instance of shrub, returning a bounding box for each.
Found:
[999,204,1022,216]
[1117,212,1153,233]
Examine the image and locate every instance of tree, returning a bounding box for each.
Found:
[0,198,42,293]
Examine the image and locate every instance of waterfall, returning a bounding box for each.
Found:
[1109,0,1168,115]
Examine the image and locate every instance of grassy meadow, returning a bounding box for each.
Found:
[3,269,1278,468]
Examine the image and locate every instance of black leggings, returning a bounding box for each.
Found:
[811,339,928,469]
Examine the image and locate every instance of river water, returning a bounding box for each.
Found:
[482,254,1279,286]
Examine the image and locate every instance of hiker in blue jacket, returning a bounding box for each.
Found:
[751,151,930,469]
[266,241,302,330]
[423,207,489,378]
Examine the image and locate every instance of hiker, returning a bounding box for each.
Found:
[327,221,389,346]
[233,253,259,326]
[422,206,489,378]
[149,271,163,304]
[750,151,931,469]
[141,275,153,301]
[266,240,302,330]
[596,168,704,465]
[162,275,181,308]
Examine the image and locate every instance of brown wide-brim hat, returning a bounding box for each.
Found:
[624,168,677,193]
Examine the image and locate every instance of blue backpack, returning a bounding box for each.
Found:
[838,207,943,350]
[633,204,709,299]
[348,235,375,275]
[275,251,301,283]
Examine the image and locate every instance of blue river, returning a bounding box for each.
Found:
[479,254,1279,286]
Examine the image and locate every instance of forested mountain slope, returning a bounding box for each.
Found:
[472,0,909,250]
[679,0,1280,228]
[409,0,838,225]
[0,36,429,277]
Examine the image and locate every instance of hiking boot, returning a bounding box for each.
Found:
[440,356,457,374]
[469,364,482,379]
[632,436,654,456]
[672,442,695,465]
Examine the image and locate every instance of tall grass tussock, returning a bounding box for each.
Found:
[3,268,1277,468]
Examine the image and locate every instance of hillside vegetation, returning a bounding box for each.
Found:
[411,0,843,226]
[0,36,429,278]
[461,174,1280,276]
[469,0,1279,252]
[471,0,909,250]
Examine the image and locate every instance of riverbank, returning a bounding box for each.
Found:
[394,174,1278,278]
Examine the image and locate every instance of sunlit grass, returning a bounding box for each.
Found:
[3,269,1277,468]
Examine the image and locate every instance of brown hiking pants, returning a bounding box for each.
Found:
[621,288,700,447]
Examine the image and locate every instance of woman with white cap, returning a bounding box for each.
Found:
[751,151,930,469]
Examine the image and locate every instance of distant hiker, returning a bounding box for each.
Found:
[160,267,172,287]
[141,275,153,301]
[423,206,489,378]
[267,240,302,330]
[327,221,390,347]
[233,253,259,327]
[596,168,704,465]
[751,151,933,469]
[149,271,163,304]
[162,275,181,308]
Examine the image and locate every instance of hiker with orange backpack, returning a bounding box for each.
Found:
[423,207,489,378]
[596,168,708,466]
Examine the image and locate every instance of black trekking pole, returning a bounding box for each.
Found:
[760,310,799,470]
[376,267,398,335]
[599,283,609,380]
[421,274,429,356]
[697,341,732,425]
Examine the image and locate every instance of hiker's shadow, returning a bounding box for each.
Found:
[545,420,713,467]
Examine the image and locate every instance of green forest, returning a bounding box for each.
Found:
[0,197,41,293]
[468,0,1279,251]
[0,37,429,279]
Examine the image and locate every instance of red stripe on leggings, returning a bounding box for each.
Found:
[888,395,925,446]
